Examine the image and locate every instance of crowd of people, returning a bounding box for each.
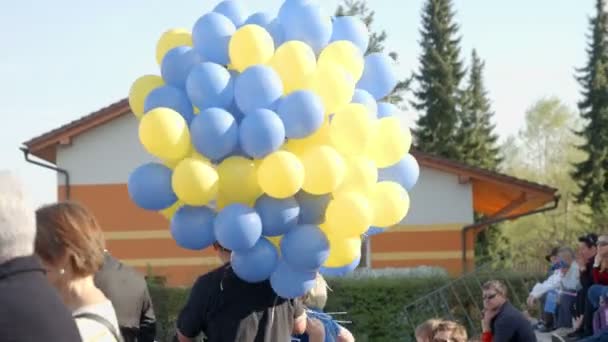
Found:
[0,171,356,342]
[523,233,608,342]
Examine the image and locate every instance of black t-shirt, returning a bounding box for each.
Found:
[491,301,537,342]
[177,264,305,342]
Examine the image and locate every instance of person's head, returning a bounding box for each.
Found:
[213,242,231,264]
[432,321,467,342]
[545,246,559,264]
[34,201,105,290]
[482,280,508,310]
[415,319,442,342]
[579,233,598,259]
[557,246,575,265]
[303,273,328,310]
[0,172,36,264]
[598,235,608,258]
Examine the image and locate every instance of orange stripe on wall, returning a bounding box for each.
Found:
[59,184,169,231]
[371,230,474,253]
[106,239,216,259]
[134,265,219,287]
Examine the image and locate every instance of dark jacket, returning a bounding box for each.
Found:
[95,253,156,342]
[0,255,81,342]
[491,301,537,342]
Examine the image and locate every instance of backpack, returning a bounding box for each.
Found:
[74,312,124,342]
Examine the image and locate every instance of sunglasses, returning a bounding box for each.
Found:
[483,293,498,301]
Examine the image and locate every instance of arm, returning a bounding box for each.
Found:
[337,326,355,342]
[176,277,209,341]
[529,271,561,299]
[138,286,157,342]
[306,318,326,342]
[492,318,515,342]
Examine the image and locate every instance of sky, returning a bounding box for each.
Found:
[0,0,593,206]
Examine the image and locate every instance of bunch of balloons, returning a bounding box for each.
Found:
[127,0,420,298]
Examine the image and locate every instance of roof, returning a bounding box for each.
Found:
[22,98,558,218]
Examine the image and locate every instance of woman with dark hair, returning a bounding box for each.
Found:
[35,201,121,342]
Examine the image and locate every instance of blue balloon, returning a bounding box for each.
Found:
[190,108,239,161]
[281,224,330,272]
[295,191,331,225]
[170,206,216,250]
[127,163,176,211]
[228,100,245,123]
[377,101,397,118]
[231,237,279,283]
[352,89,378,117]
[245,11,273,27]
[254,195,300,236]
[276,90,324,139]
[161,46,203,89]
[365,226,385,237]
[234,65,283,114]
[319,254,361,277]
[357,53,398,100]
[239,108,285,158]
[378,154,420,191]
[270,260,317,299]
[213,0,248,27]
[214,204,262,252]
[192,12,236,65]
[144,85,195,124]
[268,19,285,47]
[330,16,369,53]
[279,1,332,53]
[186,62,234,110]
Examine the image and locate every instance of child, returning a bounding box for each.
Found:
[415,319,442,342]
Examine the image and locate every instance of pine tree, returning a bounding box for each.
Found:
[335,0,412,106]
[572,0,608,226]
[457,49,501,170]
[412,0,466,159]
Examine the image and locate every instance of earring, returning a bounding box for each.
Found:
[59,269,65,275]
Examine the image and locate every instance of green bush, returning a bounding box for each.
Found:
[147,270,541,342]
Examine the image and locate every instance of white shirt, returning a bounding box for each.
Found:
[73,300,120,342]
[530,270,562,299]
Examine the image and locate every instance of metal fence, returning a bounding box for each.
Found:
[399,261,546,341]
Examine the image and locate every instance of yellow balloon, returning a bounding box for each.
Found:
[301,146,346,195]
[139,108,191,161]
[323,237,361,268]
[128,75,164,119]
[370,181,410,228]
[330,103,373,156]
[172,158,219,206]
[270,41,317,94]
[257,151,304,199]
[217,156,262,205]
[229,24,275,72]
[311,61,355,115]
[159,201,183,221]
[367,117,412,168]
[324,191,372,238]
[283,119,331,156]
[336,156,378,194]
[156,28,192,65]
[318,41,364,82]
[190,149,211,164]
[266,235,283,253]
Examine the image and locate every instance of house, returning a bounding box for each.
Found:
[22,98,558,286]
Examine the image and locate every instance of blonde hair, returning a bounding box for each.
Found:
[303,274,328,309]
[482,280,508,297]
[415,319,442,340]
[434,321,468,342]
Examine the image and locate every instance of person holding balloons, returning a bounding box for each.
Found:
[174,242,307,342]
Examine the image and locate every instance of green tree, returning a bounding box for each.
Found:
[412,0,467,159]
[456,49,501,170]
[335,0,412,106]
[571,0,608,227]
[492,98,587,265]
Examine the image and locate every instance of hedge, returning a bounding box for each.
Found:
[147,269,542,342]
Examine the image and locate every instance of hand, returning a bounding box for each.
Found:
[527,296,536,308]
[306,318,325,342]
[481,309,498,332]
[573,315,583,330]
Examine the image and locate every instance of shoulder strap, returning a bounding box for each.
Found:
[74,312,123,342]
